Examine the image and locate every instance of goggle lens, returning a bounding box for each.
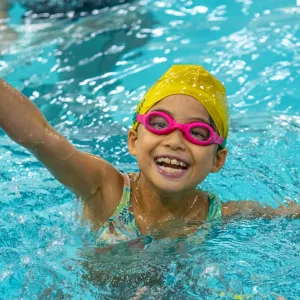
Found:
[189,126,210,141]
[136,111,225,147]
[148,114,169,131]
[147,113,211,141]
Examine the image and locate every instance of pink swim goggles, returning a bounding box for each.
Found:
[136,111,225,147]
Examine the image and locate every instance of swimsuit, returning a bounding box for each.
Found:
[96,173,223,247]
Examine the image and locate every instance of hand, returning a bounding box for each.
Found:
[274,200,300,218]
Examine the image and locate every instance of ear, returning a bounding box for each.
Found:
[128,129,138,157]
[211,148,228,173]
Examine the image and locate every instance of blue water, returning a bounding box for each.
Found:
[0,0,299,299]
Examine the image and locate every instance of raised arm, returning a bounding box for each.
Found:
[0,79,123,227]
[222,200,300,219]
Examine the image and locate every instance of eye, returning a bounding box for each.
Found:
[190,126,210,140]
[148,115,168,130]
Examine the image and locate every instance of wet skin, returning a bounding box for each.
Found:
[1,77,299,238]
[127,94,228,233]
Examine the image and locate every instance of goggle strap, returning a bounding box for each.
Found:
[132,112,137,123]
[221,139,227,148]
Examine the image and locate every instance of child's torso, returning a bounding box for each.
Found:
[96,172,223,247]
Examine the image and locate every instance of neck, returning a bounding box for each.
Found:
[131,172,202,229]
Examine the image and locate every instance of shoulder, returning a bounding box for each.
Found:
[81,157,125,229]
[128,172,139,183]
[195,189,222,221]
[222,200,240,217]
[205,192,223,221]
[221,200,256,217]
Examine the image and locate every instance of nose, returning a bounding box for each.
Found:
[163,129,186,151]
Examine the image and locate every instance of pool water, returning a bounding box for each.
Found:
[0,0,299,299]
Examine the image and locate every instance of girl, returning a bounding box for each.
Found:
[0,65,299,246]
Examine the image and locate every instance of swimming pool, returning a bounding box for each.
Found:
[0,0,299,298]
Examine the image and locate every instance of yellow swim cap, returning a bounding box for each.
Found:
[132,65,229,141]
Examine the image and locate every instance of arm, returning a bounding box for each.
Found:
[0,79,124,227]
[222,200,300,219]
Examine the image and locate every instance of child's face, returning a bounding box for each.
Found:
[128,94,228,193]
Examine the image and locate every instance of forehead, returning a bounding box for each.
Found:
[149,94,210,122]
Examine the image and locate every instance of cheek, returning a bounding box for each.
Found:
[193,147,215,167]
[137,128,160,149]
[135,130,156,159]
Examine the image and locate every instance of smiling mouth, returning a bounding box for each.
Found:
[154,157,189,174]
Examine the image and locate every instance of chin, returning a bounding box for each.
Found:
[152,177,194,194]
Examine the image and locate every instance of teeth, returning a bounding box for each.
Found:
[156,157,187,167]
[159,166,184,173]
[171,159,177,165]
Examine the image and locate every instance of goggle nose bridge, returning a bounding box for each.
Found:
[166,122,189,139]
